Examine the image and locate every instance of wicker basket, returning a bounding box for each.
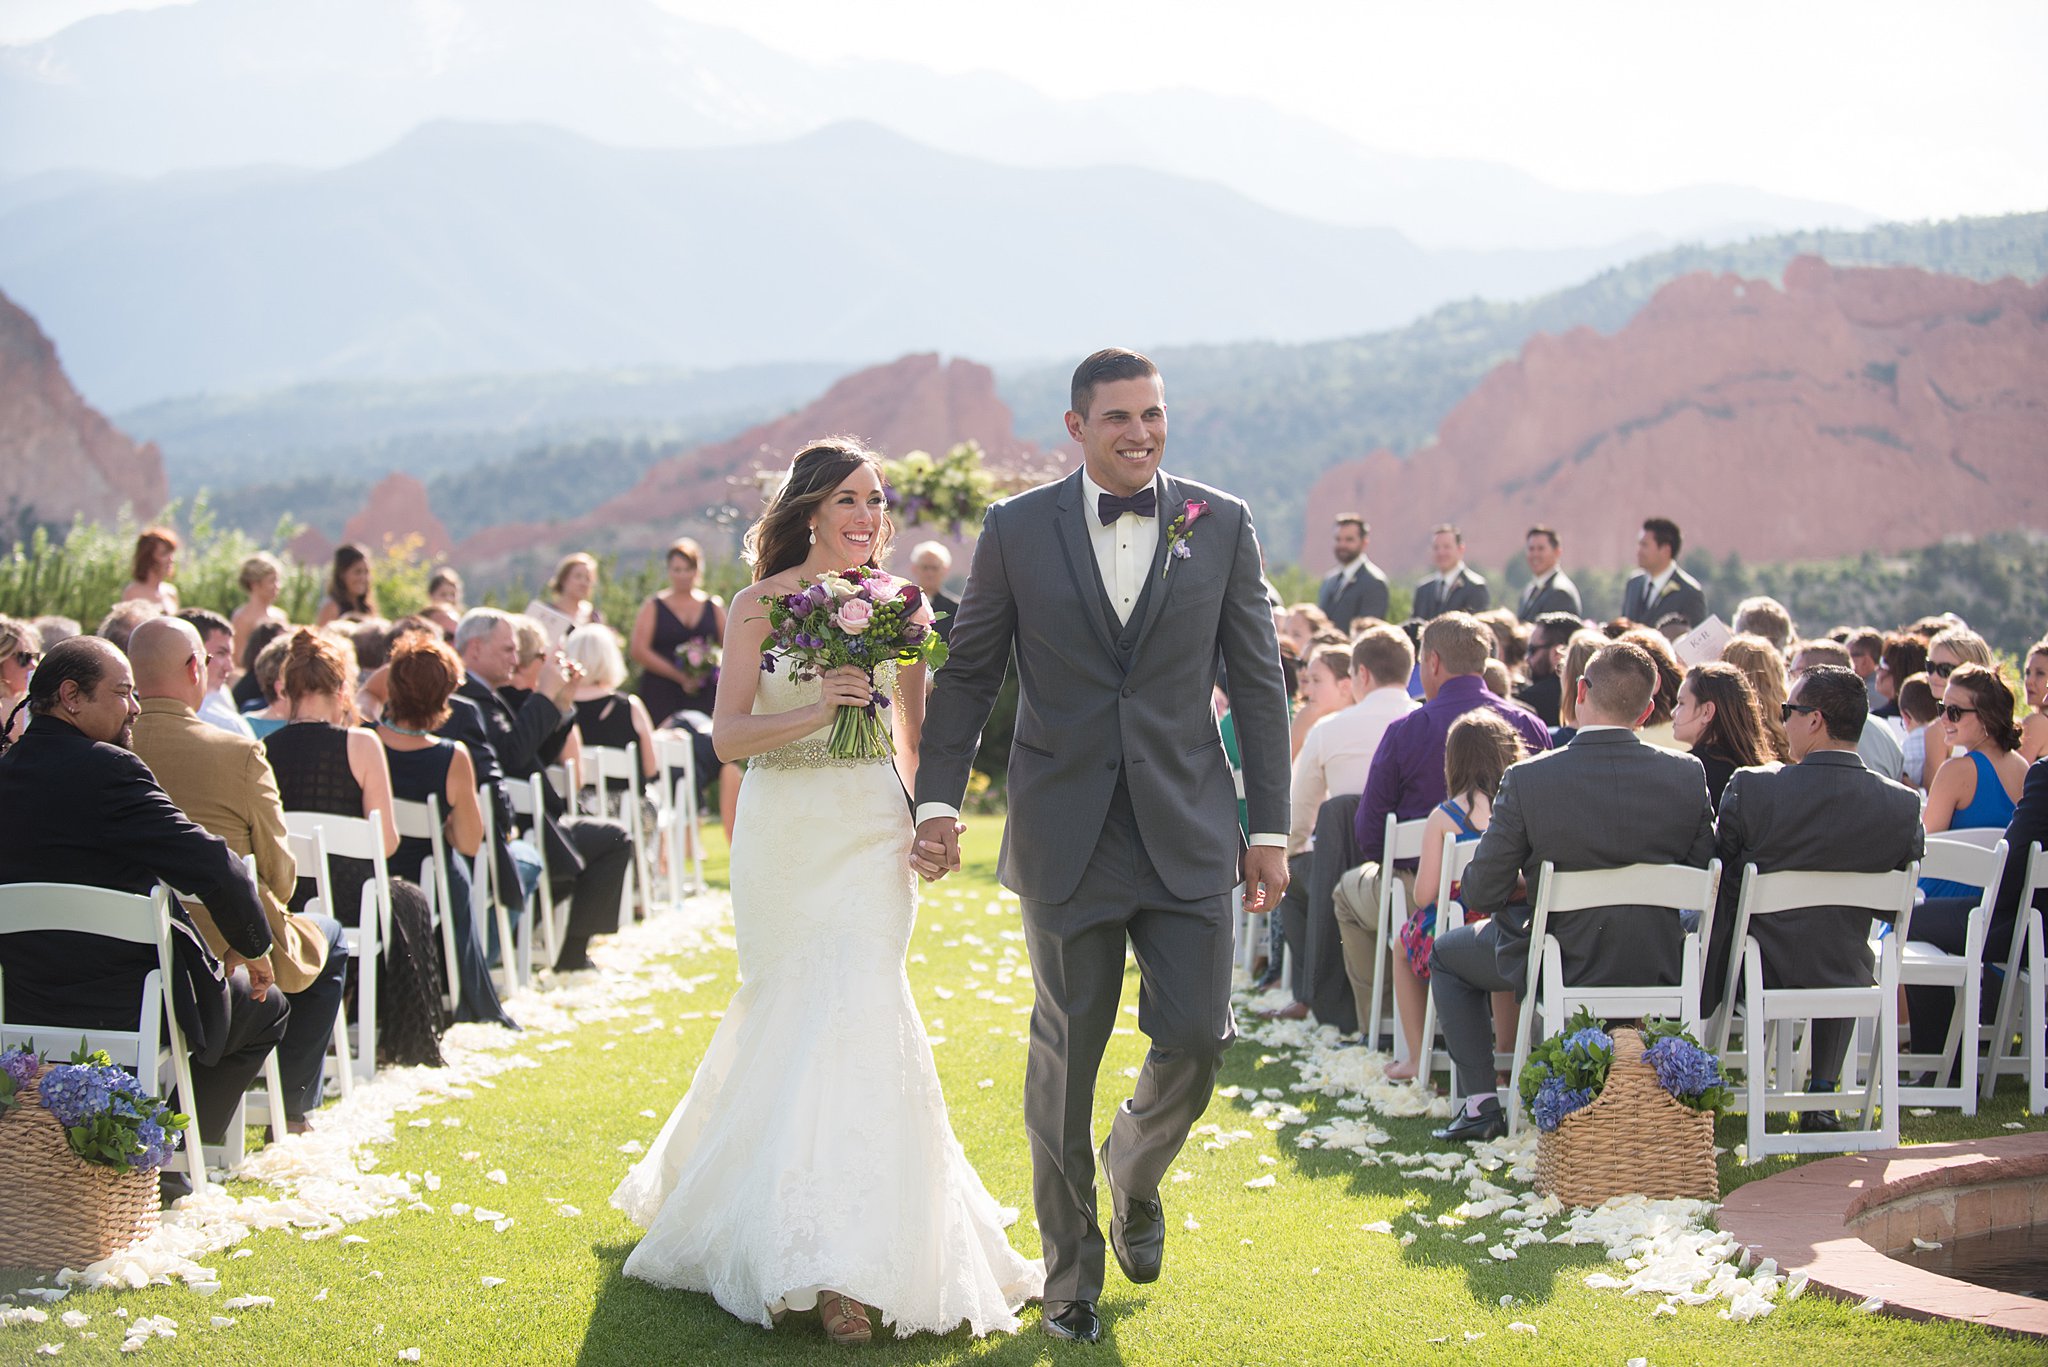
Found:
[1533,1028,1718,1207]
[0,1066,160,1273]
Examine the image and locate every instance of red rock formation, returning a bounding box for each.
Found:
[455,353,1052,573]
[0,289,166,528]
[1302,258,2048,575]
[342,473,452,561]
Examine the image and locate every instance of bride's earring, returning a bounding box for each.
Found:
[808,526,817,545]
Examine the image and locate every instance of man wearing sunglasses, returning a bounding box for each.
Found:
[1790,639,1904,782]
[1701,664,1923,1130]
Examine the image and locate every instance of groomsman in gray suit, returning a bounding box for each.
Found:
[1516,525,1583,621]
[1316,514,1389,630]
[911,348,1292,1344]
[1412,524,1490,620]
[1428,640,1716,1142]
[1621,516,1708,628]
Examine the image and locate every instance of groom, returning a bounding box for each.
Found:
[912,348,1291,1343]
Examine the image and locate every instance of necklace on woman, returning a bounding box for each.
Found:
[377,719,434,738]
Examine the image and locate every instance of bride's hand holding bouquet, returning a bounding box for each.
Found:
[760,566,949,759]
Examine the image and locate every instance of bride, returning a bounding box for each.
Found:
[610,439,1043,1343]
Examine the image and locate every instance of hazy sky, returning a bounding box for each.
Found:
[7,0,2044,221]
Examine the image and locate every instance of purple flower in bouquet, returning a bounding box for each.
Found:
[757,567,950,759]
[1,1045,38,1090]
[38,1063,115,1128]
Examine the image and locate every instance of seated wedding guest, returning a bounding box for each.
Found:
[1620,627,1686,752]
[1896,673,1942,791]
[447,608,633,971]
[120,525,182,612]
[1791,638,1905,781]
[1622,516,1707,629]
[1671,662,1773,807]
[315,542,377,627]
[1431,641,1715,1141]
[503,614,583,778]
[1476,608,1527,675]
[242,631,294,739]
[566,624,661,784]
[349,617,396,674]
[1512,612,1580,730]
[176,608,255,739]
[2023,638,2048,764]
[130,617,346,1132]
[0,636,285,1167]
[1548,629,1606,746]
[1413,524,1490,619]
[1273,626,1419,1026]
[32,614,80,647]
[1847,627,1887,710]
[908,541,961,644]
[263,629,447,1063]
[1731,596,1795,655]
[1290,642,1355,760]
[1317,514,1390,630]
[422,567,464,639]
[528,552,604,633]
[1702,665,1922,1131]
[0,615,39,743]
[1340,614,1548,1037]
[1386,711,1524,1081]
[233,619,289,713]
[1516,525,1581,621]
[1721,633,1793,762]
[97,598,162,656]
[1921,664,2027,898]
[1481,659,1513,699]
[231,552,289,669]
[1873,631,1929,720]
[374,631,513,1029]
[1278,603,1337,661]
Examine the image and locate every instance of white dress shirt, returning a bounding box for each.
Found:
[1644,565,1675,603]
[918,469,1285,851]
[1288,685,1419,853]
[1440,561,1470,591]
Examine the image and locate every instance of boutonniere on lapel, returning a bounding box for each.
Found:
[1657,579,1678,600]
[1161,500,1210,579]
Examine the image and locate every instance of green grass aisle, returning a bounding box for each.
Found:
[4,820,2042,1364]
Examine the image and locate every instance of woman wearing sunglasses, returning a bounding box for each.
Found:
[0,616,40,743]
[1921,663,2027,899]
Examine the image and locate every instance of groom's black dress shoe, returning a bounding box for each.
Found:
[1431,1100,1507,1144]
[1042,1299,1101,1343]
[1099,1138,1164,1284]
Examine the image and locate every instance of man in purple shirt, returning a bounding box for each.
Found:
[1335,614,1548,1038]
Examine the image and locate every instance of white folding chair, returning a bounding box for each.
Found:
[1980,841,2047,1113]
[1365,815,1430,1059]
[1417,832,1483,1096]
[1711,863,1918,1158]
[467,798,527,990]
[1899,837,2007,1115]
[284,810,393,1082]
[503,771,561,978]
[652,734,705,908]
[582,742,647,928]
[0,884,211,1192]
[1506,859,1721,1134]
[391,795,466,1016]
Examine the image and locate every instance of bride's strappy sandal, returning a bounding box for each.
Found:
[819,1292,872,1346]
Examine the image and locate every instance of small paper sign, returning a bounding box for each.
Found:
[1672,614,1732,667]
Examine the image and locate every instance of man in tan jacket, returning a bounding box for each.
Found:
[128,617,347,1131]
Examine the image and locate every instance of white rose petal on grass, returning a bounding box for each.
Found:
[342,1235,369,1246]
[313,1290,328,1303]
[556,1205,583,1218]
[638,1109,657,1119]
[35,1346,60,1357]
[1856,1296,1885,1313]
[210,1316,236,1329]
[2003,1122,2025,1130]
[485,1169,508,1185]
[618,1140,645,1154]
[1628,1359,1649,1367]
[1244,1173,1277,1189]
[229,1248,254,1260]
[1361,1220,1394,1234]
[1507,1321,1537,1335]
[480,1277,507,1288]
[61,1311,90,1328]
[397,1352,421,1363]
[1909,1108,1934,1117]
[221,1296,274,1310]
[1183,1215,1200,1232]
[977,1079,995,1089]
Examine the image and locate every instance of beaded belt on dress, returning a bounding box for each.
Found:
[750,738,892,770]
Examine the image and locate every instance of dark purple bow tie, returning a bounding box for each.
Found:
[1097,487,1157,525]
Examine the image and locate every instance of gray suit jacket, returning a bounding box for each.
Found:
[1702,749,1923,1013]
[1413,566,1490,620]
[1461,727,1716,989]
[1623,565,1707,629]
[1317,560,1389,630]
[916,470,1291,904]
[1517,570,1583,621]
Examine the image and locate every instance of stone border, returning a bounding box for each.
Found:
[1717,1133,2048,1338]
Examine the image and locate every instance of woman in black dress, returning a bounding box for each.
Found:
[263,629,448,1064]
[1670,661,1774,808]
[628,538,738,835]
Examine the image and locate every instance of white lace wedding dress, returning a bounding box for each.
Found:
[610,659,1043,1336]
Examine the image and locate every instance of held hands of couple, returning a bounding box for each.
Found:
[910,815,964,883]
[1241,844,1289,914]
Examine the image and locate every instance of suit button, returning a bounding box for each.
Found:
[1121,686,1135,698]
[1104,758,1118,770]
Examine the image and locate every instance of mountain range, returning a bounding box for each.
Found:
[0,0,1872,252]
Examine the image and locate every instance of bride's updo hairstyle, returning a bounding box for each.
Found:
[744,437,894,583]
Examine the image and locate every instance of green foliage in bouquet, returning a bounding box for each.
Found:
[1518,1006,1615,1132]
[882,442,1001,534]
[1639,1017,1735,1116]
[28,1041,190,1175]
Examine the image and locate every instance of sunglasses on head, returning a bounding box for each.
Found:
[1780,702,1819,722]
[1941,703,1978,723]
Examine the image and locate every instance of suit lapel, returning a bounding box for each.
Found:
[1052,471,1123,665]
[1125,475,1185,665]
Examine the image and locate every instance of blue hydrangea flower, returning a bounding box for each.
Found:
[37,1064,114,1128]
[1562,1025,1614,1057]
[1530,1074,1595,1132]
[1645,1035,1724,1100]
[0,1046,39,1090]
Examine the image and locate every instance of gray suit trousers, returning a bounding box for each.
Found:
[1020,780,1236,1304]
[1429,920,1518,1099]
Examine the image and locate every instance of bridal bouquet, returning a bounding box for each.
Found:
[761,567,949,759]
[673,637,721,692]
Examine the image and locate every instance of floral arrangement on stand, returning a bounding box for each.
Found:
[1519,1007,1730,1132]
[1,1041,188,1173]
[673,637,721,694]
[881,442,1002,534]
[761,568,949,759]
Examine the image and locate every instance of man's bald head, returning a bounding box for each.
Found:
[129,615,205,707]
